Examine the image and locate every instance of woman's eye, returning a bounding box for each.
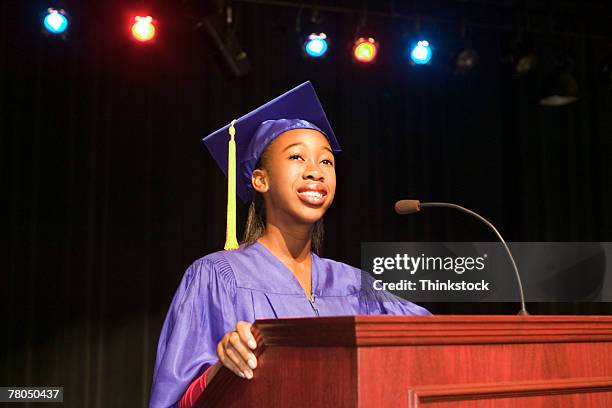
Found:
[322,159,334,166]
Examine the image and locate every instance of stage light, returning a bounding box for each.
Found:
[43,8,69,35]
[410,40,432,65]
[454,48,479,75]
[304,33,328,58]
[452,22,477,75]
[539,55,580,107]
[514,53,537,76]
[503,39,537,77]
[353,37,378,63]
[131,16,156,43]
[202,11,251,78]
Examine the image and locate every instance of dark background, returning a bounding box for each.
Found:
[3,0,612,406]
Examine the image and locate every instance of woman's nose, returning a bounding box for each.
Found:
[304,162,324,180]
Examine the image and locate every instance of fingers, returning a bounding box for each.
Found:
[217,337,246,379]
[226,340,254,379]
[236,321,257,350]
[216,321,258,380]
[229,329,257,370]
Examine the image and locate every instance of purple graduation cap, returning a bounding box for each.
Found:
[202,81,342,250]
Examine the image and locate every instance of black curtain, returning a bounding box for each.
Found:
[3,0,611,406]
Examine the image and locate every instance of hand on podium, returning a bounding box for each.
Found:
[214,321,258,381]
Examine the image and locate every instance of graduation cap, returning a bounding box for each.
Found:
[202,81,341,250]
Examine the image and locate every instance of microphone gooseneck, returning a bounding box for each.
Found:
[395,199,529,316]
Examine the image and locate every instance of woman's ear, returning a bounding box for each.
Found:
[252,168,269,193]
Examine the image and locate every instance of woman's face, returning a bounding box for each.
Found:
[252,128,336,226]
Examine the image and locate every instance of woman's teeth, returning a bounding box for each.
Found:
[301,191,323,198]
[298,190,325,204]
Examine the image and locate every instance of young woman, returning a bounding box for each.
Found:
[149,82,430,408]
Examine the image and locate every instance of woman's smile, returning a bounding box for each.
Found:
[296,183,328,206]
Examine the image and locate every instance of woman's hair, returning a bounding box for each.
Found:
[241,156,325,255]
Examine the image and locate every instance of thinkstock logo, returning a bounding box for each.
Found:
[361,242,612,303]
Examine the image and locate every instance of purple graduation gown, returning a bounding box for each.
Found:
[149,242,430,408]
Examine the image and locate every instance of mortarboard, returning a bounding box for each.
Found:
[202,81,342,250]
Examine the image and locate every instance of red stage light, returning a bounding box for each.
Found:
[352,37,378,63]
[131,16,156,42]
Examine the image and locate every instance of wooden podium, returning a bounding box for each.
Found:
[196,316,612,407]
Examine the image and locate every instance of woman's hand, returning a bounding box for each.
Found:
[216,321,258,379]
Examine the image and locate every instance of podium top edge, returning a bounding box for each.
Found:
[252,315,612,347]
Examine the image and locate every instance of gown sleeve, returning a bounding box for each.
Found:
[358,271,432,316]
[178,365,214,408]
[149,256,238,408]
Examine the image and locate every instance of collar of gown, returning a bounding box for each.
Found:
[217,241,360,297]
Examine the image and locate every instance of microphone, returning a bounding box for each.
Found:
[395,199,529,316]
[394,200,421,215]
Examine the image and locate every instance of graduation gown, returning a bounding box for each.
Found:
[149,241,431,408]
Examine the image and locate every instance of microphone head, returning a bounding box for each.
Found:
[395,199,421,215]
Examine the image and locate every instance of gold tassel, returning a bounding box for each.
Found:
[224,120,240,250]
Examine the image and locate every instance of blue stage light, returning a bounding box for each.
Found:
[304,33,328,58]
[410,40,432,65]
[43,8,69,35]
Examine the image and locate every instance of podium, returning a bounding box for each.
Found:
[196,316,612,407]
